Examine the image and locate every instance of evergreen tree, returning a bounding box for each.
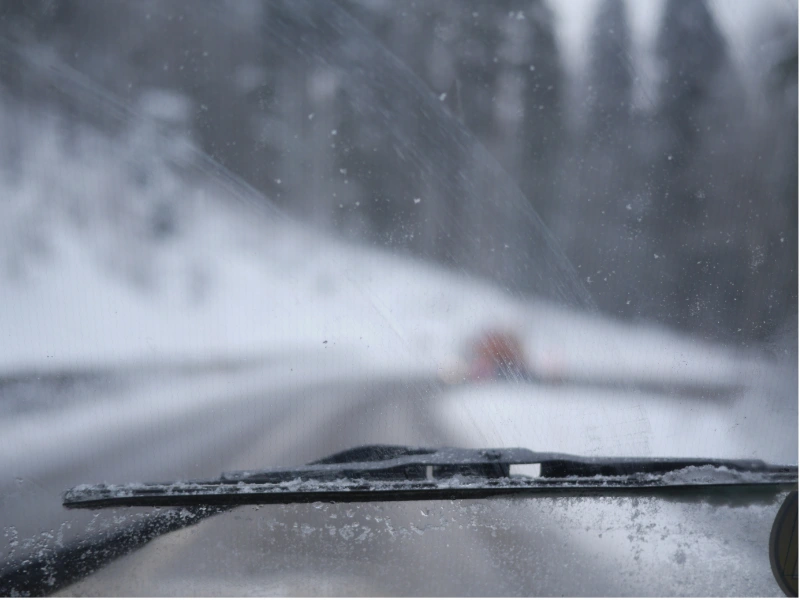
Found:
[587,0,632,144]
[569,0,636,316]
[651,0,730,332]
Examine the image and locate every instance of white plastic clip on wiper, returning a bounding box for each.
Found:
[63,445,798,509]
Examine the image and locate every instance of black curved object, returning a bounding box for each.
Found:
[63,445,797,509]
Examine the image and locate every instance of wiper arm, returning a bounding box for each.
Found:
[0,506,225,597]
[64,445,798,509]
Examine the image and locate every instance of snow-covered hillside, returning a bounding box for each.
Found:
[0,102,787,394]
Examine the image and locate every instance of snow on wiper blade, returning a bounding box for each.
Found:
[63,445,798,509]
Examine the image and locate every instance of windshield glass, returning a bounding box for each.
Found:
[1,0,796,596]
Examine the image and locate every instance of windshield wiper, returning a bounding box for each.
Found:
[4,445,794,597]
[64,445,797,509]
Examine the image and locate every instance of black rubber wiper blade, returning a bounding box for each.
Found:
[63,445,798,509]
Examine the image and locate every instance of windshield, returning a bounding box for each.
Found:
[0,0,796,596]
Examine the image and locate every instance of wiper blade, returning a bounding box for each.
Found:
[64,445,798,509]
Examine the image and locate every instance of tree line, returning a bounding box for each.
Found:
[0,0,796,344]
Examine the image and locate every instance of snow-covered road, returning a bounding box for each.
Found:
[0,361,437,568]
[1,357,791,596]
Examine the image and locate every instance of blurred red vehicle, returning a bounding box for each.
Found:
[466,329,531,382]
